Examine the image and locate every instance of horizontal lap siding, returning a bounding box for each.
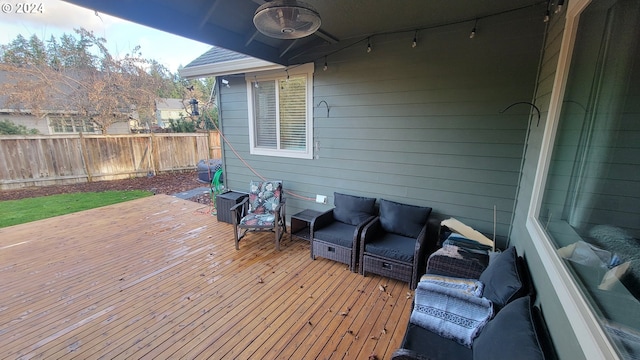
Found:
[508,6,587,360]
[220,9,544,247]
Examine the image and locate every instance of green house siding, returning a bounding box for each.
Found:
[219,8,544,249]
[509,8,587,360]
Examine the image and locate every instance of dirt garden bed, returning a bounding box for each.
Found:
[0,171,213,204]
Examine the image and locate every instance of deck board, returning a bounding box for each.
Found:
[0,195,412,360]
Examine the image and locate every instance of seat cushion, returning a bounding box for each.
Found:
[479,246,524,311]
[314,221,357,248]
[473,296,545,360]
[364,232,416,263]
[333,192,376,226]
[379,199,431,238]
[402,322,473,360]
[240,213,275,226]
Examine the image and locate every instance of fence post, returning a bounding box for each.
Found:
[150,132,158,175]
[208,130,221,159]
[208,130,213,159]
[194,133,199,163]
[78,132,93,182]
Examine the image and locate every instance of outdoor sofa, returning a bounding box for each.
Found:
[391,246,557,360]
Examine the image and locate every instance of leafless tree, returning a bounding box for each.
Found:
[0,29,171,134]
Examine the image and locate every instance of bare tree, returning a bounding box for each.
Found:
[0,29,169,134]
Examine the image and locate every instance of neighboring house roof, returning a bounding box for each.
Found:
[179,46,283,79]
[0,69,132,116]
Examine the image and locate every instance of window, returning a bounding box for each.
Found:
[535,0,640,358]
[246,63,314,159]
[50,115,96,133]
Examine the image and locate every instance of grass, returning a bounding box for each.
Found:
[0,190,153,228]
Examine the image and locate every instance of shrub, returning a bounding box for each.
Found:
[0,119,39,135]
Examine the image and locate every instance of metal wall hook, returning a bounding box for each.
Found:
[500,101,541,126]
[316,100,330,117]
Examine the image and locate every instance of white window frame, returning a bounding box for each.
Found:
[48,115,97,134]
[245,63,314,159]
[526,0,620,358]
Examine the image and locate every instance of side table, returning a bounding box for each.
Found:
[290,209,322,241]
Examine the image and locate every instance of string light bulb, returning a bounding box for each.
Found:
[323,57,328,71]
[254,76,259,88]
[555,0,564,13]
[469,19,477,39]
[412,30,418,48]
[543,0,551,22]
[367,37,372,53]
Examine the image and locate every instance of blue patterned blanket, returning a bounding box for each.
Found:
[410,281,493,348]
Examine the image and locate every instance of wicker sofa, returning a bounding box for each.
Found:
[391,247,557,360]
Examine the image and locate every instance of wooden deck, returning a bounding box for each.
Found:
[0,195,412,359]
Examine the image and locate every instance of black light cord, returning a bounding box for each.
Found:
[500,101,542,127]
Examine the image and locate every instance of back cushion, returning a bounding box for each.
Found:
[379,199,431,238]
[473,296,545,360]
[249,180,282,213]
[479,246,525,311]
[333,192,376,226]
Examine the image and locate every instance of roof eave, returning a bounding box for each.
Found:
[179,58,285,79]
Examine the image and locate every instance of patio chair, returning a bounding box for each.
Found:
[231,180,286,250]
[360,199,437,289]
[311,192,377,272]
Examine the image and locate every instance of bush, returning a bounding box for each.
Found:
[0,119,39,135]
[168,117,196,133]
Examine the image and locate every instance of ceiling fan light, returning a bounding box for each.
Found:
[253,0,321,39]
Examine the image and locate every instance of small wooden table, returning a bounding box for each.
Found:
[290,209,322,241]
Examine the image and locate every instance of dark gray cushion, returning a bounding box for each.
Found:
[314,221,357,248]
[333,192,376,226]
[403,322,473,360]
[473,296,545,360]
[364,232,416,263]
[479,246,523,311]
[379,199,431,238]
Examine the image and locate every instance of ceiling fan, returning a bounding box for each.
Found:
[253,0,322,39]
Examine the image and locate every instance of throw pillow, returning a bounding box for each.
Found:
[379,199,431,238]
[478,246,524,311]
[333,192,376,226]
[473,296,545,360]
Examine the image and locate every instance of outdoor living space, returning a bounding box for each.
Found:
[0,194,412,359]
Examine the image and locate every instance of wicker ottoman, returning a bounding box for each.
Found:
[362,254,413,284]
[313,239,353,268]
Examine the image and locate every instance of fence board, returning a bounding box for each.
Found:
[0,132,221,190]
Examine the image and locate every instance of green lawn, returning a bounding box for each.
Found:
[0,190,153,228]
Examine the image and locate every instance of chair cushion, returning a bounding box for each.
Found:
[364,232,416,263]
[479,246,524,311]
[240,213,275,226]
[473,296,545,360]
[333,192,376,226]
[248,181,282,214]
[314,221,357,248]
[379,199,431,238]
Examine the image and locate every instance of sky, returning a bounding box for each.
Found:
[0,0,213,73]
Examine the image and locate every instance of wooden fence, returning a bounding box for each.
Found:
[0,132,221,190]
